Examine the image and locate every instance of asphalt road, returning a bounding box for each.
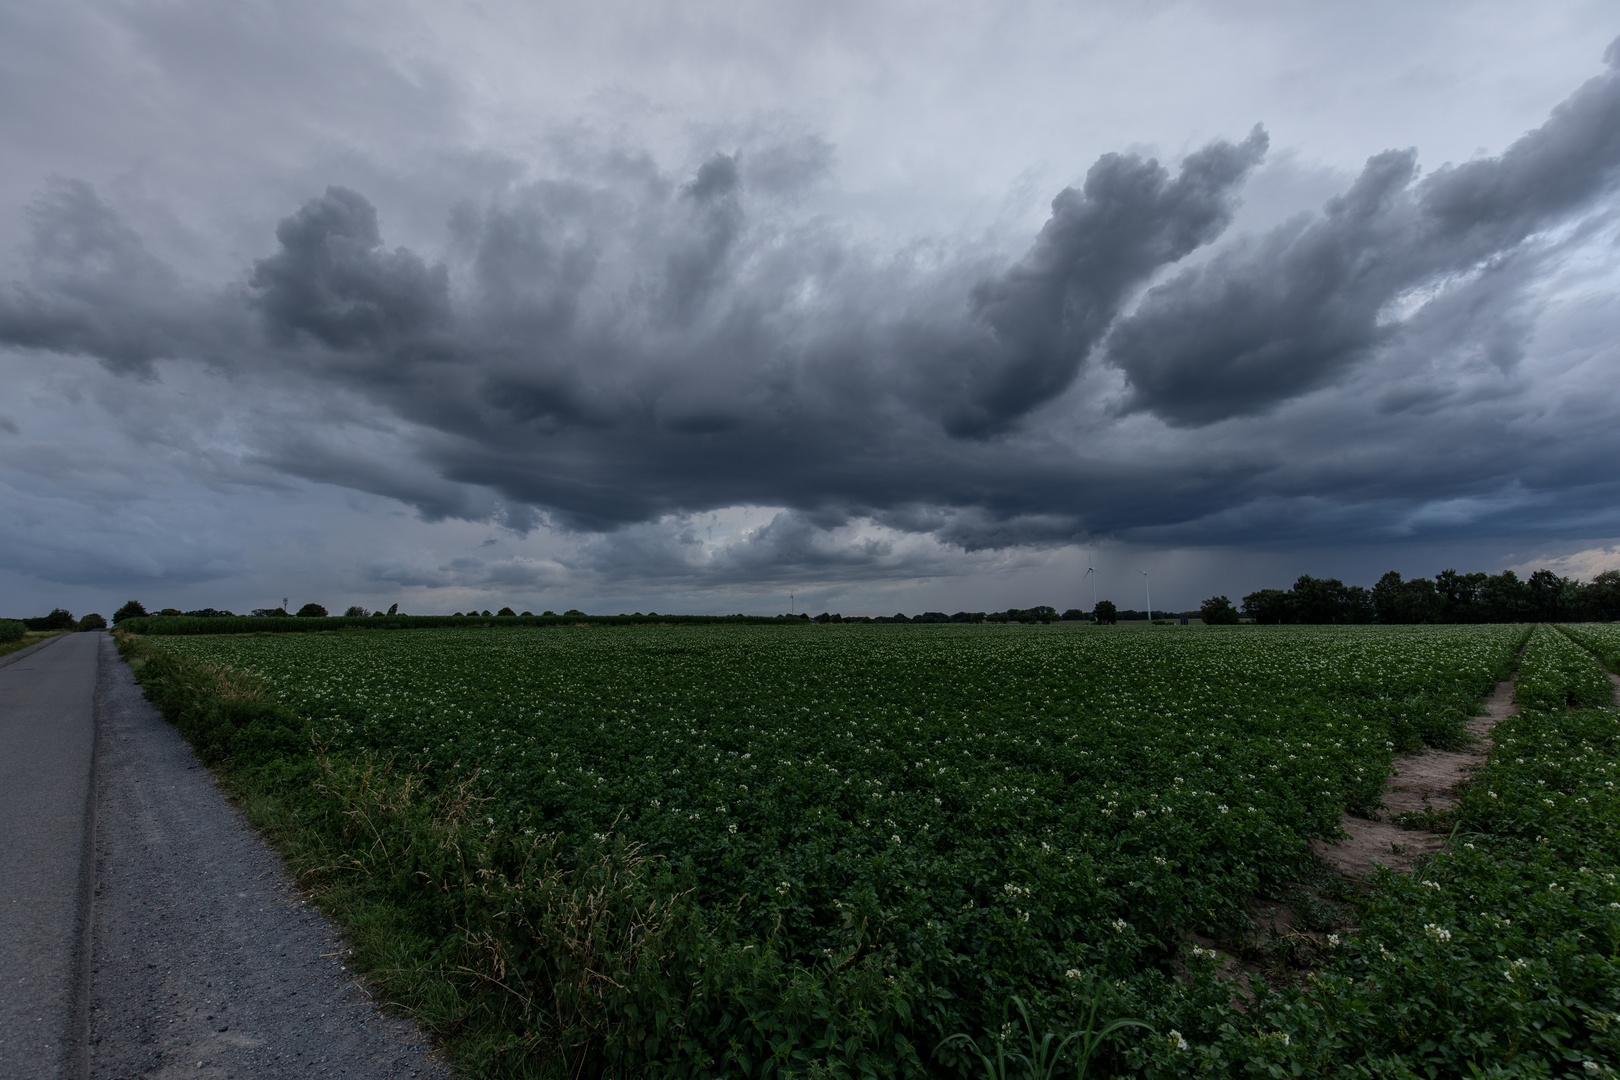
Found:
[0,632,98,1078]
[0,633,449,1080]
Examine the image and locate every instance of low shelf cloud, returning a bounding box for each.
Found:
[1,1,1617,615]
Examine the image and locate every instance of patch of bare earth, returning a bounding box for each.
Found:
[1310,679,1517,878]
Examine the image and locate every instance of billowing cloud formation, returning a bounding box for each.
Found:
[205,128,1270,532]
[251,186,451,350]
[940,127,1268,435]
[2,37,1620,596]
[1104,43,1620,425]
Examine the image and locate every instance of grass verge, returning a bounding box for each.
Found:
[0,628,70,660]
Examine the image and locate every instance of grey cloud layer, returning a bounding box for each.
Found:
[1105,43,1620,425]
[3,41,1620,569]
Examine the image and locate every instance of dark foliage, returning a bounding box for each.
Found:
[1199,596,1240,625]
[112,599,148,624]
[77,613,107,631]
[1251,566,1620,624]
[295,603,329,618]
[24,608,76,631]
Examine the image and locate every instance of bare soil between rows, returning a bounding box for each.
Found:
[1310,678,1519,878]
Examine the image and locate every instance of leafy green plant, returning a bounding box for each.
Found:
[125,623,1542,1077]
[942,991,1150,1080]
[1514,624,1612,712]
[113,599,147,624]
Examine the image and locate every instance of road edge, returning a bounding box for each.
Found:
[0,632,68,671]
[62,635,105,1080]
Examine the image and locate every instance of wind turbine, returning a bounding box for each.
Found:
[1140,570,1152,623]
[1083,565,1098,610]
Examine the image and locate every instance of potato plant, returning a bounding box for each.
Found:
[144,622,1531,1075]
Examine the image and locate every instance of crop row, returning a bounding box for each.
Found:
[1144,626,1620,1077]
[1562,623,1620,675]
[1514,626,1615,713]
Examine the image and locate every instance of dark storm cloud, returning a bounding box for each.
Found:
[0,179,190,373]
[250,186,452,350]
[1104,42,1620,426]
[940,126,1267,436]
[208,127,1265,533]
[4,38,1620,574]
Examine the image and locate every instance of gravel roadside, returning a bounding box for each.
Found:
[89,633,451,1080]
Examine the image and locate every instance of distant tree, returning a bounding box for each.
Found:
[520,611,534,617]
[452,612,464,617]
[295,603,328,618]
[542,610,555,617]
[1241,589,1291,625]
[1344,585,1374,623]
[1200,596,1240,625]
[386,602,399,615]
[497,606,517,617]
[1373,571,1407,623]
[912,611,950,623]
[77,613,107,631]
[251,608,289,617]
[184,609,235,618]
[158,608,182,617]
[0,620,23,643]
[1582,570,1620,621]
[344,606,369,617]
[1434,569,1487,622]
[1291,575,1361,623]
[24,608,76,631]
[1373,572,1438,624]
[1478,571,1530,623]
[1092,600,1117,625]
[1526,569,1571,623]
[1060,609,1086,621]
[371,609,386,616]
[890,612,911,623]
[112,600,148,624]
[563,609,586,618]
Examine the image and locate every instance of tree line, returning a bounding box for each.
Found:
[1233,568,1620,625]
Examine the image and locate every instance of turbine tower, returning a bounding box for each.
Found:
[1140,570,1151,623]
[1084,565,1098,610]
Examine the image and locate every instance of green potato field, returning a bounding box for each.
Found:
[128,621,1620,1078]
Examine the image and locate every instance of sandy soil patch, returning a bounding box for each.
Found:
[1310,679,1517,878]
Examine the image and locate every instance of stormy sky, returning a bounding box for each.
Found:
[3,1,1619,617]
